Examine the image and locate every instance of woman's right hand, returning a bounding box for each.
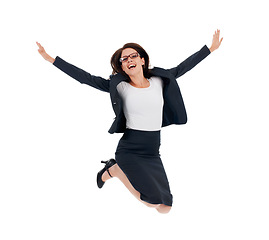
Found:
[36,42,55,63]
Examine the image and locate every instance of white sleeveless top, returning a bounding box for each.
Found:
[116,76,164,131]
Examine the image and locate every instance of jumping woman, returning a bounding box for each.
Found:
[36,30,223,214]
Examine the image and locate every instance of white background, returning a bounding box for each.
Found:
[1,0,269,239]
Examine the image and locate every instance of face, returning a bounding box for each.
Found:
[120,48,145,77]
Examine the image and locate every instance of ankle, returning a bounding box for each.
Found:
[101,164,118,182]
[108,164,118,178]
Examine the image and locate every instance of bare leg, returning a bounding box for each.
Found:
[156,204,172,214]
[102,164,171,213]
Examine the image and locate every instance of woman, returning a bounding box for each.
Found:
[36,30,223,214]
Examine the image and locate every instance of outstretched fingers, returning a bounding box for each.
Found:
[36,41,44,53]
[216,29,223,43]
[210,29,223,52]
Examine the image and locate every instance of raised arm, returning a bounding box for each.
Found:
[36,42,110,92]
[168,45,211,79]
[168,29,223,79]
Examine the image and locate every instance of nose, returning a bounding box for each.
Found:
[127,56,133,63]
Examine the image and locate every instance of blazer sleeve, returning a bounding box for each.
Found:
[53,56,110,93]
[167,45,211,79]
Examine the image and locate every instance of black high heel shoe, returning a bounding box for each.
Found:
[97,159,116,189]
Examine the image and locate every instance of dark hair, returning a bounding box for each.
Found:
[110,43,152,79]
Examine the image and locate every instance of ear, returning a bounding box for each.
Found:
[141,57,145,66]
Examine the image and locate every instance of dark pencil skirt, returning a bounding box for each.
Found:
[115,129,173,206]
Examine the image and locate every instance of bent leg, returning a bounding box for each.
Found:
[156,204,172,214]
[103,164,165,209]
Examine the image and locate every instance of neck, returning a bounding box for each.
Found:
[129,73,148,88]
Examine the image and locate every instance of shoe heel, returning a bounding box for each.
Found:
[97,159,116,189]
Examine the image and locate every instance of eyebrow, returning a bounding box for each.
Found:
[121,52,138,58]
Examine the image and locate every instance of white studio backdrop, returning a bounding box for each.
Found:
[1,0,268,239]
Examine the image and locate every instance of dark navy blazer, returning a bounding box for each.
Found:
[53,45,211,134]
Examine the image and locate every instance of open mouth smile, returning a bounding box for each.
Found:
[128,64,136,69]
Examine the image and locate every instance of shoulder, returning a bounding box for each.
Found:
[117,81,129,96]
[150,76,163,87]
[150,76,162,81]
[117,81,128,89]
[150,67,174,79]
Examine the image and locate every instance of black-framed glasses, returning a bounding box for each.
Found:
[119,52,140,63]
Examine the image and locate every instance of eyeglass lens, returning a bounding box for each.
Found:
[120,53,139,63]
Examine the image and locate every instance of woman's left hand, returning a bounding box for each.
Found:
[36,42,55,63]
[209,29,223,53]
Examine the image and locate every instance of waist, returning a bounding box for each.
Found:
[117,129,161,156]
[122,129,160,146]
[124,128,160,137]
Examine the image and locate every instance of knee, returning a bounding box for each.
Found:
[156,204,172,214]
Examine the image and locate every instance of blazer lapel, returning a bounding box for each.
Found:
[151,67,171,80]
[109,73,128,103]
